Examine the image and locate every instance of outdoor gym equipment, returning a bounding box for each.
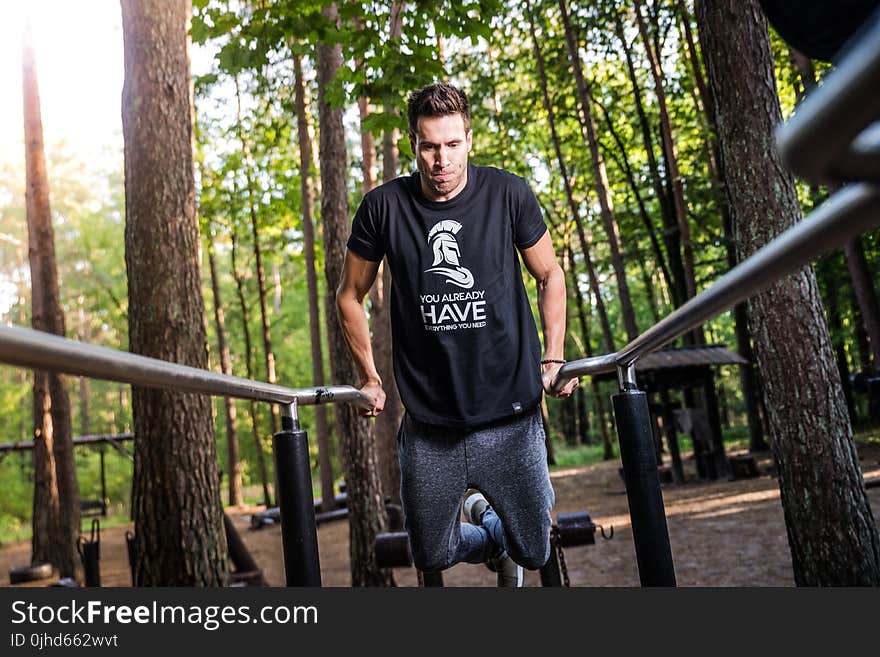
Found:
[77,518,101,587]
[374,510,612,587]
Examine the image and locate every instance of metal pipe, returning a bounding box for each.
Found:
[552,184,880,392]
[0,324,372,410]
[776,11,880,185]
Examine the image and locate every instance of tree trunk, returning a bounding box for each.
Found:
[843,239,880,371]
[635,2,698,304]
[676,0,718,181]
[22,31,81,580]
[596,97,674,304]
[369,0,407,507]
[230,222,272,507]
[318,2,389,586]
[818,258,856,423]
[293,53,335,514]
[566,243,613,459]
[528,5,615,352]
[234,75,280,436]
[558,0,638,341]
[614,10,686,309]
[698,0,880,585]
[207,232,243,507]
[121,0,227,585]
[358,48,401,508]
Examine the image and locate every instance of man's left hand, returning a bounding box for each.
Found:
[542,363,578,398]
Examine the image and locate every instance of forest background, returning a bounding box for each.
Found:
[1,0,877,566]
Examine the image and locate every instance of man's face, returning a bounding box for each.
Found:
[410,113,472,202]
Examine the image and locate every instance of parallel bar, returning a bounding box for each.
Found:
[0,433,134,453]
[552,184,880,392]
[776,11,880,185]
[0,324,372,410]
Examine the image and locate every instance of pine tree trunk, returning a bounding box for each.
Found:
[230,223,272,507]
[358,68,400,507]
[528,7,615,352]
[635,2,698,304]
[558,0,638,341]
[207,234,243,507]
[22,30,82,581]
[318,3,389,586]
[121,0,226,585]
[369,0,406,508]
[566,243,613,459]
[843,239,880,370]
[697,0,880,585]
[234,75,280,436]
[597,98,674,304]
[293,54,335,514]
[614,10,687,309]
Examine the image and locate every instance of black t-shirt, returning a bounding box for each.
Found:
[347,164,547,428]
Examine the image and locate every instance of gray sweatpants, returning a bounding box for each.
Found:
[396,407,555,572]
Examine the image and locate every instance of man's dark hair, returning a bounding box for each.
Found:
[406,83,471,137]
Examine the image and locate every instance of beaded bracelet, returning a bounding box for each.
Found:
[540,359,566,365]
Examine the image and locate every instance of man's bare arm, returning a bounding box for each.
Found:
[335,249,385,415]
[521,231,578,398]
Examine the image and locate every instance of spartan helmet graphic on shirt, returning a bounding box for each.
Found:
[425,220,475,289]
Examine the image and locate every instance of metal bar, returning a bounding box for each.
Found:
[776,11,880,185]
[0,433,135,452]
[0,324,372,410]
[552,184,880,392]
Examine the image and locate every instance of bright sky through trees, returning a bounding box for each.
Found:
[0,1,124,172]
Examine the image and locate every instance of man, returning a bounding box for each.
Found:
[337,83,577,587]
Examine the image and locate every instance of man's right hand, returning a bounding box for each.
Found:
[359,380,386,417]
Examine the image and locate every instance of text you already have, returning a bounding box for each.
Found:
[420,289,488,331]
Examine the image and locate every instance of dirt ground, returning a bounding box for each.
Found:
[4,445,880,587]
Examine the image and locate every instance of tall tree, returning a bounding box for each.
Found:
[318,2,389,586]
[612,9,687,309]
[121,0,227,585]
[234,75,280,436]
[206,229,243,507]
[634,2,698,305]
[557,0,638,341]
[527,3,615,352]
[22,29,81,581]
[229,219,272,507]
[698,0,880,585]
[370,1,406,508]
[293,52,335,513]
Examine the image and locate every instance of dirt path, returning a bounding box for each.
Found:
[4,446,880,587]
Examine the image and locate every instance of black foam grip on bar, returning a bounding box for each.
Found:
[613,390,676,587]
[556,511,596,547]
[273,429,322,586]
[375,532,413,568]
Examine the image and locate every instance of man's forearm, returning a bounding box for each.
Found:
[537,265,567,360]
[336,294,381,385]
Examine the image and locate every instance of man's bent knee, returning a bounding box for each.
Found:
[509,542,551,571]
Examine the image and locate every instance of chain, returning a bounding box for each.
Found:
[552,525,570,587]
